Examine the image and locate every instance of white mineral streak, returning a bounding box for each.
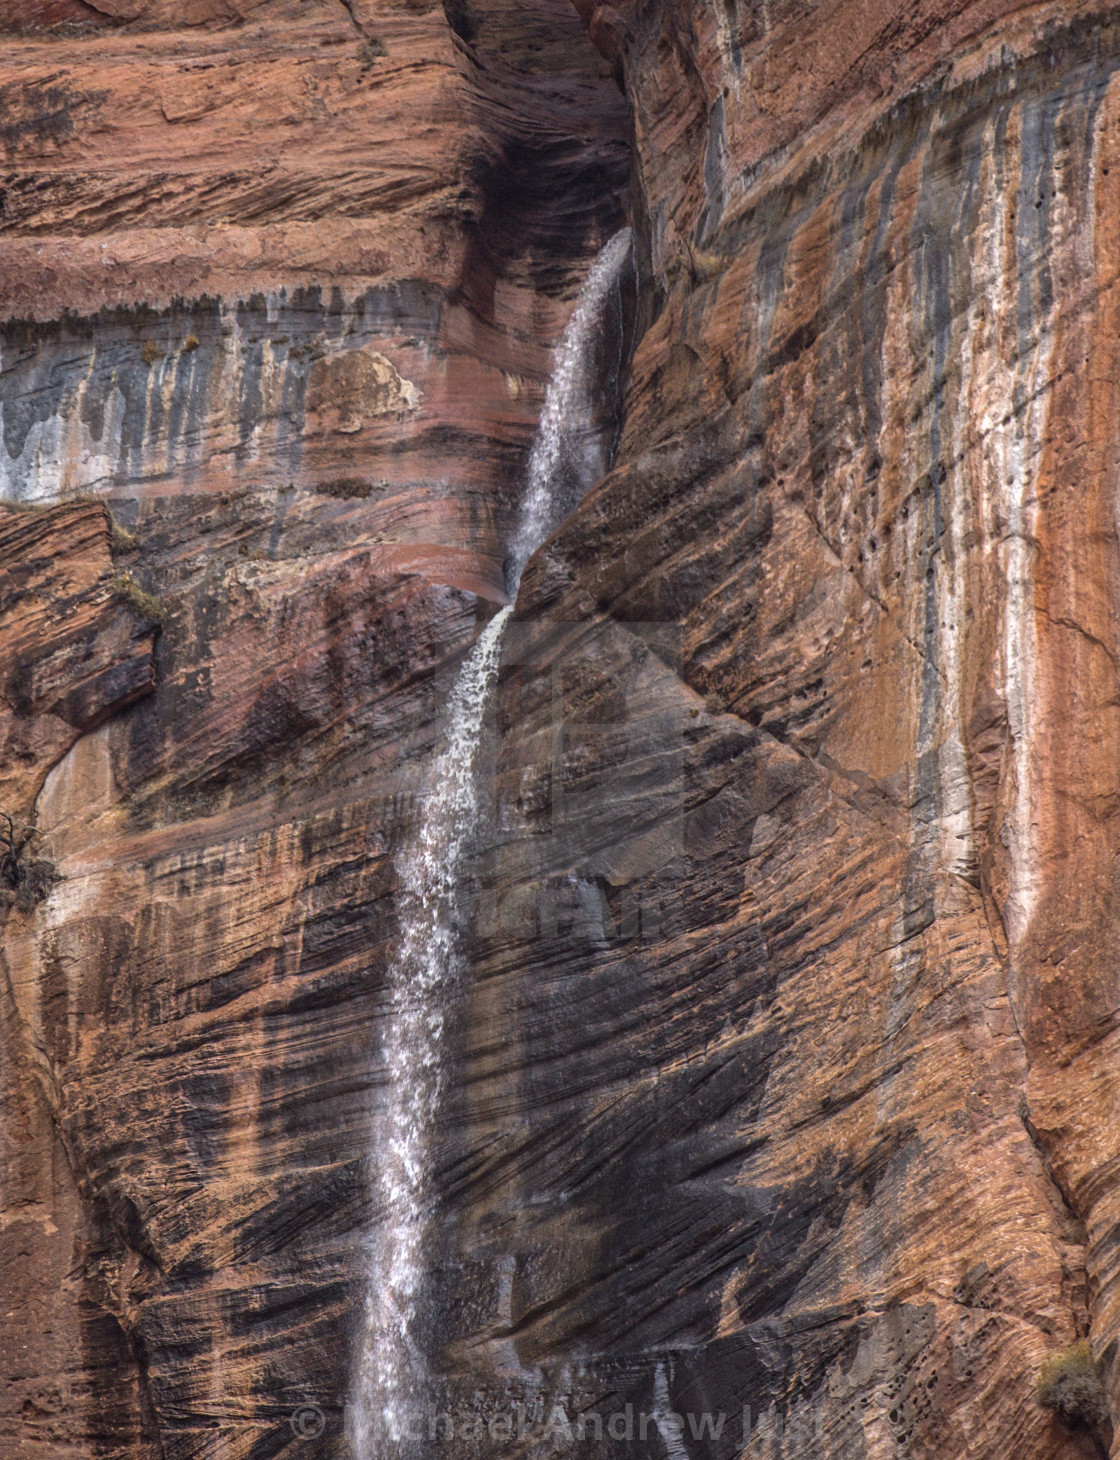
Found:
[355,228,631,1455]
[937,136,990,887]
[999,118,1054,950]
[653,1362,692,1460]
[0,290,386,502]
[0,343,116,500]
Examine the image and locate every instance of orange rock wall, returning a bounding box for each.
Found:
[0,2,628,1455]
[8,1,1120,1458]
[461,4,1120,1456]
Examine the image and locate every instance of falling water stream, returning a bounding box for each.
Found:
[355,227,632,1455]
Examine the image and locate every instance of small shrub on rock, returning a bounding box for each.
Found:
[314,476,383,499]
[9,858,60,913]
[110,517,138,556]
[358,36,386,67]
[110,573,163,626]
[0,815,59,915]
[1038,1340,1109,1429]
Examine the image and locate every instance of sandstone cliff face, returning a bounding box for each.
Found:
[6,1,1120,1459]
[453,4,1120,1457]
[0,2,627,1456]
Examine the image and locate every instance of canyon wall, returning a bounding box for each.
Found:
[449,3,1120,1457]
[0,2,627,1456]
[6,1,1120,1459]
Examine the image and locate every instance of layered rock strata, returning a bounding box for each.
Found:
[441,4,1120,1458]
[0,1,627,1456]
[7,1,1120,1460]
[0,498,158,1457]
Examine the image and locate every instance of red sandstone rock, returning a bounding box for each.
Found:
[7,0,1120,1458]
[0,2,628,1456]
[0,500,157,1458]
[0,501,156,820]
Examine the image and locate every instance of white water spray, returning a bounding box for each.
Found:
[355,227,632,1455]
[355,606,509,1454]
[507,227,635,589]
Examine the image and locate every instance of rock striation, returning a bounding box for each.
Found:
[453,4,1120,1458]
[7,0,1120,1458]
[0,1,627,1456]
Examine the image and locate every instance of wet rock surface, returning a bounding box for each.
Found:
[5,1,1120,1459]
[0,1,627,1456]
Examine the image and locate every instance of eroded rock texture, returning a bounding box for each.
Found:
[451,5,1120,1458]
[6,0,1120,1458]
[0,1,626,1456]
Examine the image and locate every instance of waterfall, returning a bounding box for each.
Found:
[355,606,510,1455]
[506,228,635,591]
[355,226,632,1456]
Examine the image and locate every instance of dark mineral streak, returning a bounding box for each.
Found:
[4,1,1120,1459]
